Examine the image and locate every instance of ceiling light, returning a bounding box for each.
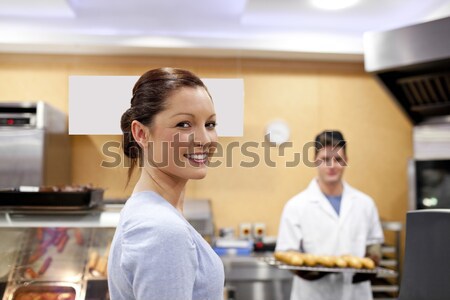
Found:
[310,0,359,10]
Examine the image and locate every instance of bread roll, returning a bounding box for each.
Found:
[317,255,335,268]
[88,251,99,272]
[95,256,108,276]
[274,251,283,260]
[361,257,376,269]
[335,257,348,268]
[342,255,363,269]
[274,251,304,266]
[274,251,293,264]
[302,254,317,266]
[287,252,304,266]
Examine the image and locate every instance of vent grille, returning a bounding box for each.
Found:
[398,72,450,115]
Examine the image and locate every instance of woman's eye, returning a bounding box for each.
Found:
[206,122,216,129]
[176,122,191,128]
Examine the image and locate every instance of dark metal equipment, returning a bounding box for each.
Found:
[398,210,450,300]
[364,17,450,124]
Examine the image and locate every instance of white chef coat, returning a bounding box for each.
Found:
[276,179,384,300]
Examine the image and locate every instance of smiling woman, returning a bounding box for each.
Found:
[107,68,224,300]
[135,86,218,180]
[120,68,217,183]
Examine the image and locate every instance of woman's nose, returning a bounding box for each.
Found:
[192,127,211,147]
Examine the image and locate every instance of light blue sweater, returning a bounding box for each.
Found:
[108,191,224,300]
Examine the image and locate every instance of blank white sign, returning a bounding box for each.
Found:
[69,76,244,136]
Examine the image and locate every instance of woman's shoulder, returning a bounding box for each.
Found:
[119,192,193,244]
[121,191,180,220]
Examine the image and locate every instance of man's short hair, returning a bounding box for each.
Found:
[314,130,346,157]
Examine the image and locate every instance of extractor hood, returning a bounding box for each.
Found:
[364,17,450,124]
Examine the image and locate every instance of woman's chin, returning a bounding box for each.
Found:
[182,166,208,180]
[189,170,208,180]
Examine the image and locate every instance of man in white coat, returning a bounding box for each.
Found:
[276,130,384,300]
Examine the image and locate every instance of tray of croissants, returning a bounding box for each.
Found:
[263,251,396,275]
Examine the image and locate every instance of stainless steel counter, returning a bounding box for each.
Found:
[221,255,293,300]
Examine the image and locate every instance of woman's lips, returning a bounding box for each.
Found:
[184,153,208,164]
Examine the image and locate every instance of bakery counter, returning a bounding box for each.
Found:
[0,225,114,300]
[0,206,291,300]
[0,206,121,300]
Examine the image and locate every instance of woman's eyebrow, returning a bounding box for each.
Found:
[170,113,216,118]
[170,112,194,118]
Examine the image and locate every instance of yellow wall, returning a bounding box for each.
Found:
[0,53,412,237]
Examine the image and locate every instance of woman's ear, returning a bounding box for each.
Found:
[131,120,150,149]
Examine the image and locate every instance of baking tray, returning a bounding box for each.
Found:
[3,282,79,300]
[0,189,104,210]
[261,256,397,276]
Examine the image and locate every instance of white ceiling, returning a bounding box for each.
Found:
[0,0,449,61]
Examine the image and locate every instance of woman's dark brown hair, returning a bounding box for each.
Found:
[121,67,210,183]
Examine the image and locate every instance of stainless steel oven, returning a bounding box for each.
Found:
[409,117,450,210]
[0,102,70,189]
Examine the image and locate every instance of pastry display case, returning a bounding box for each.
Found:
[0,205,120,300]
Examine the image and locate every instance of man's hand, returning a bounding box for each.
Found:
[366,244,382,266]
[352,272,376,284]
[352,244,382,284]
[292,270,332,281]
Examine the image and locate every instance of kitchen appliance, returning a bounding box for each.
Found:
[183,199,215,243]
[0,102,70,190]
[408,119,450,210]
[364,17,450,210]
[410,159,450,210]
[238,223,252,239]
[364,17,450,124]
[398,210,450,300]
[252,223,266,240]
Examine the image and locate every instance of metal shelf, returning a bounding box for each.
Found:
[372,285,399,293]
[380,259,397,267]
[381,246,396,254]
[376,271,398,279]
[0,205,122,228]
[373,222,402,300]
[381,222,402,232]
